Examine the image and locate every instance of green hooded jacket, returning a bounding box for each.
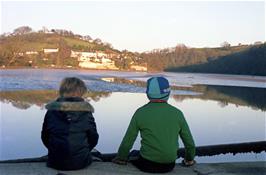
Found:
[117,102,195,163]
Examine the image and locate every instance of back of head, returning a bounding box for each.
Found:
[59,77,87,97]
[146,76,170,101]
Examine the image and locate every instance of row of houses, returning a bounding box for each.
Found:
[70,51,119,70]
[70,51,117,60]
[71,51,147,71]
[17,49,147,71]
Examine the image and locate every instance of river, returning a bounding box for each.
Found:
[0,69,265,163]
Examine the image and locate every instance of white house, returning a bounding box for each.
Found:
[25,51,38,55]
[70,51,80,57]
[130,64,147,72]
[43,48,59,53]
[101,58,112,64]
[71,51,97,61]
[14,52,24,56]
[79,62,99,69]
[70,50,119,70]
[79,61,119,70]
[107,53,120,59]
[81,52,97,58]
[79,57,118,70]
[96,52,107,58]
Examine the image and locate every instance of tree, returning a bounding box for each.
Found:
[13,26,32,35]
[94,38,102,44]
[254,41,263,45]
[220,41,231,48]
[39,26,50,33]
[0,41,24,66]
[83,35,92,41]
[103,42,113,48]
[56,39,71,67]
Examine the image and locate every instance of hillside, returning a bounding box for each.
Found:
[0,26,265,75]
[166,44,266,76]
[0,32,115,67]
[141,44,254,71]
[0,29,146,70]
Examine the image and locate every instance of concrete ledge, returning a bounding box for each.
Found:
[0,161,265,175]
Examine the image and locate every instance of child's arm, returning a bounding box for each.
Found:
[115,113,139,162]
[179,112,196,162]
[86,112,99,151]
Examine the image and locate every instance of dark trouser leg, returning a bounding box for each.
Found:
[87,153,93,165]
[131,155,175,173]
[128,150,140,161]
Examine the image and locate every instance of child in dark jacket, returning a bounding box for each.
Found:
[41,77,99,170]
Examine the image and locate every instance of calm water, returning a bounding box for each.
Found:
[0,69,265,163]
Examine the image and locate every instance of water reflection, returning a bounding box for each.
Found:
[0,90,111,110]
[0,92,265,162]
[101,77,266,111]
[1,85,266,111]
[173,85,266,111]
[1,69,265,162]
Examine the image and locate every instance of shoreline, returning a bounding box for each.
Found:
[1,66,266,76]
[2,67,266,79]
[0,66,151,73]
[1,67,266,84]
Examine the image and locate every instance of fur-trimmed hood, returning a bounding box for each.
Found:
[45,97,94,113]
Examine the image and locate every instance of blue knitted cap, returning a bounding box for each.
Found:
[146,76,170,101]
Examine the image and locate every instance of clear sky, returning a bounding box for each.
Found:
[1,1,265,52]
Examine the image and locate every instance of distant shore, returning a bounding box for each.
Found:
[1,67,266,82]
[0,66,151,73]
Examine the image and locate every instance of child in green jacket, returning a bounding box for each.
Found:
[112,76,195,173]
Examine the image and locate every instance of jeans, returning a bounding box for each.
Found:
[129,151,175,173]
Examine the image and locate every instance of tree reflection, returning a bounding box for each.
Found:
[0,90,111,110]
[173,85,266,111]
[100,77,266,111]
[1,84,265,111]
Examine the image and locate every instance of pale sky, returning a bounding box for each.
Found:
[1,1,265,52]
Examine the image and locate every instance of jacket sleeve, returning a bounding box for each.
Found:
[117,112,139,160]
[179,112,196,161]
[86,112,99,151]
[41,111,50,148]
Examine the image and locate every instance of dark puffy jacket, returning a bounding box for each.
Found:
[41,97,99,170]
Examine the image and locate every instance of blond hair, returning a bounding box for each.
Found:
[59,77,87,97]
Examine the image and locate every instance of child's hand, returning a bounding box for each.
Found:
[112,156,127,165]
[181,159,196,167]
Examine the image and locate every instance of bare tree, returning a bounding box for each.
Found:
[254,41,263,45]
[94,38,102,44]
[220,41,231,48]
[57,39,71,67]
[13,26,32,35]
[103,42,113,48]
[83,35,92,41]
